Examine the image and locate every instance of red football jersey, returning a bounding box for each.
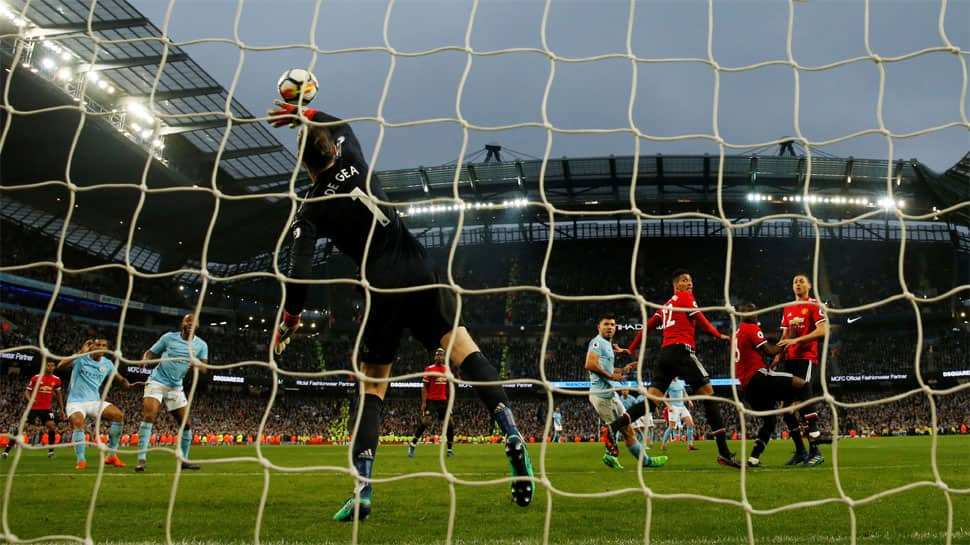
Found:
[26,373,62,411]
[780,299,827,363]
[654,291,701,348]
[734,322,768,390]
[422,363,449,401]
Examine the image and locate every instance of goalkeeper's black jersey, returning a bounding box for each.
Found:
[299,111,428,285]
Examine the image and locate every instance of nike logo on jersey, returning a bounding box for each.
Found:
[846,316,861,324]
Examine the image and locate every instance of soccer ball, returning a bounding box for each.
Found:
[277,68,318,105]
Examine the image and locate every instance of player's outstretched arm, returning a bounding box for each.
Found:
[585,351,622,381]
[140,349,163,369]
[273,313,301,355]
[758,341,783,358]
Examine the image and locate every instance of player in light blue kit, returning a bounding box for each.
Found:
[662,377,697,451]
[552,406,563,443]
[57,337,141,470]
[135,314,208,472]
[585,314,666,470]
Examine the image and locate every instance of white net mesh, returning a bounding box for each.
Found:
[0,0,968,544]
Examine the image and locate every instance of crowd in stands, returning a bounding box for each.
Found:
[2,365,968,445]
[2,220,968,449]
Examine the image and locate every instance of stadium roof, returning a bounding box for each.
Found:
[1,0,306,193]
[0,0,966,273]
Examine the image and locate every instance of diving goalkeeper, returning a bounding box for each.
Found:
[267,99,534,522]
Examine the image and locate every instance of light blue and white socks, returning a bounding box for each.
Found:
[137,422,153,461]
[180,429,193,461]
[108,422,123,457]
[72,429,86,462]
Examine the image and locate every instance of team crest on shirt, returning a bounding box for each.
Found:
[591,341,600,348]
[801,308,809,316]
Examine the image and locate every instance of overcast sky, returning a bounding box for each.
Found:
[130,0,969,173]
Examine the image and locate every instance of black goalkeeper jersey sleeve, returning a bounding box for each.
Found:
[298,111,415,268]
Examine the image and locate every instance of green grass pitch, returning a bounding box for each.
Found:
[1,436,967,544]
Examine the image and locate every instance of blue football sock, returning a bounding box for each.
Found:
[108,422,123,456]
[627,442,642,460]
[72,429,86,462]
[686,426,694,446]
[354,453,374,500]
[180,429,193,461]
[137,422,153,462]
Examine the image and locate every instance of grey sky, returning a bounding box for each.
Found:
[131,0,969,173]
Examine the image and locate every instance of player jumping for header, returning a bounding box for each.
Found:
[610,269,741,467]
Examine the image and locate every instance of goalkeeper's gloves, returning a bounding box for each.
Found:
[273,310,302,355]
[268,100,319,128]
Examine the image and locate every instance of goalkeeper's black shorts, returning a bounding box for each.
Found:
[359,249,458,365]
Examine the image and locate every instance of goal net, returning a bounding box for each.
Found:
[0,0,968,544]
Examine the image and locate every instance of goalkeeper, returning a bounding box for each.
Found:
[268,100,535,521]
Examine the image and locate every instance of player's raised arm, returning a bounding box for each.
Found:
[56,340,95,370]
[693,310,729,340]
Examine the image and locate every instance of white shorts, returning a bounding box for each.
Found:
[144,381,188,412]
[553,424,563,432]
[589,394,626,424]
[66,401,112,420]
[645,412,655,428]
[668,406,691,427]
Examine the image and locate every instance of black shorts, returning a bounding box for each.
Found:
[743,370,799,411]
[779,359,821,390]
[27,410,55,425]
[424,399,448,420]
[360,251,458,364]
[651,344,710,393]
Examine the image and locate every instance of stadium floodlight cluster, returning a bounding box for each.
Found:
[747,192,905,209]
[0,1,26,27]
[405,198,529,216]
[2,1,168,159]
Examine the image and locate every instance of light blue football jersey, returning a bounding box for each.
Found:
[587,334,616,399]
[553,410,562,427]
[67,355,115,403]
[667,378,687,407]
[148,332,208,388]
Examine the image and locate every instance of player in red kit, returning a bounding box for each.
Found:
[3,361,64,459]
[408,348,456,458]
[776,274,827,467]
[609,269,741,467]
[733,303,816,467]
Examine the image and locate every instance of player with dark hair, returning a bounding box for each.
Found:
[3,361,64,459]
[733,303,815,467]
[268,100,534,521]
[609,269,741,467]
[135,314,208,473]
[56,338,140,470]
[586,314,666,470]
[775,274,827,466]
[408,348,456,458]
